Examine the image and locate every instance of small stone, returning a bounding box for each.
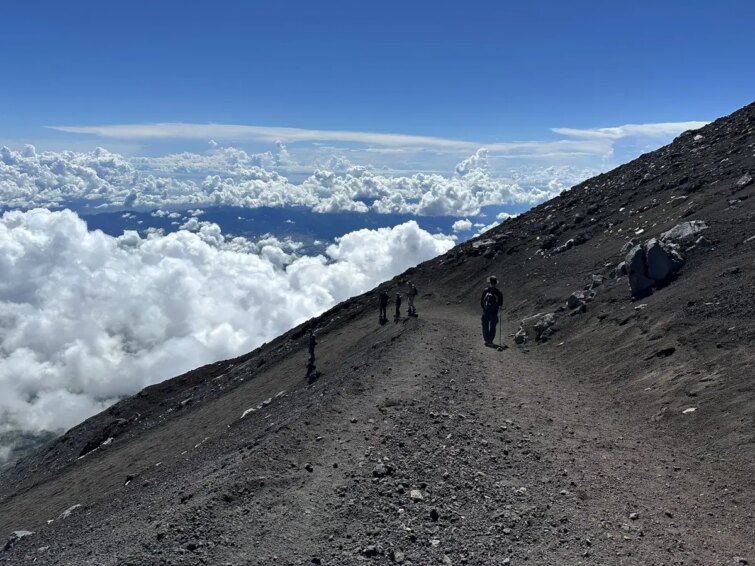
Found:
[430,508,440,522]
[736,173,753,187]
[3,531,34,552]
[409,489,424,501]
[311,558,322,565]
[629,512,639,520]
[363,545,378,557]
[373,463,391,477]
[304,463,314,473]
[567,291,585,309]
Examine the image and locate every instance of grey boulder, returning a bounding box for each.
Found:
[624,239,685,298]
[518,312,557,342]
[645,238,685,281]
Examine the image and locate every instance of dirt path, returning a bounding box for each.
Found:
[195,306,753,565]
[4,305,753,565]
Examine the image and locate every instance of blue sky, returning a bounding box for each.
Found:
[2,0,753,146]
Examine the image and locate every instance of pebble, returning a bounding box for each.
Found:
[363,545,378,557]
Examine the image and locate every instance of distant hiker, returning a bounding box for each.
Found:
[308,329,317,366]
[394,293,402,321]
[306,329,319,383]
[378,291,389,323]
[407,282,418,316]
[480,275,504,347]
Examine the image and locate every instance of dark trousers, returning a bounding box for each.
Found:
[379,305,387,320]
[481,311,499,343]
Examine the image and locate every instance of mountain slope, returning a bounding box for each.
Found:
[1,102,753,565]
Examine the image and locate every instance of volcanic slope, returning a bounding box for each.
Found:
[1,102,754,565]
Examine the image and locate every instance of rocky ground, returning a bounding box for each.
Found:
[1,102,753,564]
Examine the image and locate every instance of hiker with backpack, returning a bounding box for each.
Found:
[378,291,389,323]
[306,329,319,382]
[394,293,402,321]
[407,282,418,316]
[480,275,504,347]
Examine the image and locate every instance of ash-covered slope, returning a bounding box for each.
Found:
[1,102,753,565]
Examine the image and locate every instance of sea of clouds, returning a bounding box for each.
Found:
[0,144,595,217]
[0,208,453,437]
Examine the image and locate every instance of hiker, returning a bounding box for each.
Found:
[306,329,319,382]
[407,282,418,316]
[378,291,389,323]
[308,329,317,365]
[394,293,402,321]
[480,275,504,346]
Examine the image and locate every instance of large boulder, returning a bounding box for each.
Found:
[645,238,684,281]
[623,239,686,298]
[625,245,655,298]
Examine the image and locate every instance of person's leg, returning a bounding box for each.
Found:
[489,313,499,345]
[481,312,490,343]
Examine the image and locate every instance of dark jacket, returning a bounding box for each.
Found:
[480,286,504,311]
[379,292,389,307]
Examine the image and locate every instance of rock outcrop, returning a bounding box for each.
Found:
[515,312,557,343]
[624,225,696,298]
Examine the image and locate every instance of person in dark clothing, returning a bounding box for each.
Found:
[378,291,389,323]
[480,276,504,346]
[407,282,418,316]
[306,329,319,382]
[308,329,317,365]
[394,293,402,321]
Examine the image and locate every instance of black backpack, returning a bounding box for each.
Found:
[482,290,498,313]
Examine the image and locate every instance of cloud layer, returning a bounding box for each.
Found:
[0,209,453,435]
[49,119,708,158]
[1,145,593,216]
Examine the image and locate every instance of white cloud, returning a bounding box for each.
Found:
[48,119,706,159]
[1,145,581,217]
[552,121,708,140]
[50,122,492,150]
[473,212,518,237]
[455,148,488,176]
[0,209,453,436]
[452,219,473,233]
